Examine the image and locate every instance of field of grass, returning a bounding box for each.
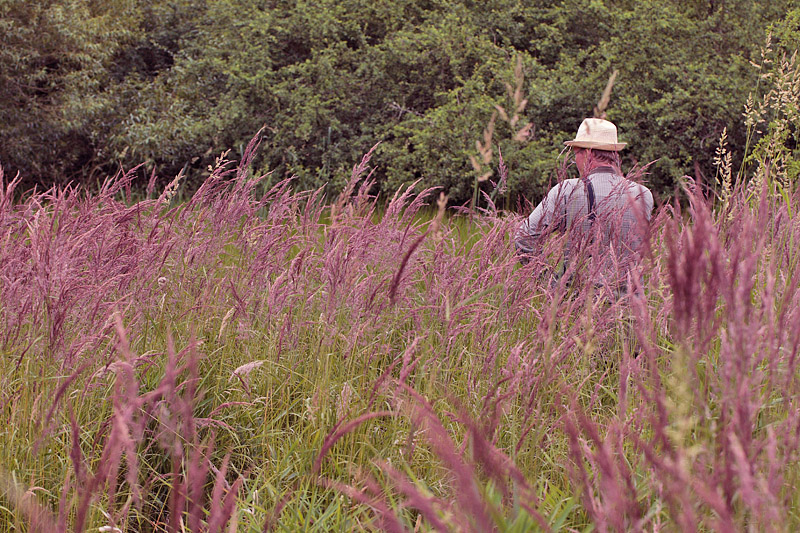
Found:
[2,128,800,532]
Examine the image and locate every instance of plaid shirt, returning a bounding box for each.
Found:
[515,166,654,286]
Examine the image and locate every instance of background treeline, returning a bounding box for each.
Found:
[1,0,797,204]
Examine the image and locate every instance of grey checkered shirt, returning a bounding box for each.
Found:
[515,166,654,285]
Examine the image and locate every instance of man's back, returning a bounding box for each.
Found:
[516,166,654,290]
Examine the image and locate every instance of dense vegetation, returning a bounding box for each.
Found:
[2,121,800,530]
[2,1,798,203]
[2,38,800,525]
[4,2,800,531]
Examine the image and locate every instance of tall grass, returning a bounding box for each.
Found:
[3,65,800,531]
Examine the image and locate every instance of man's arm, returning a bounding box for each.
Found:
[514,184,566,262]
[643,188,654,221]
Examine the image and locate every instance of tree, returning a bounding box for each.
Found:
[0,0,135,187]
[1,0,795,203]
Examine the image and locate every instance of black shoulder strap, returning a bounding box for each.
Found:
[585,179,596,224]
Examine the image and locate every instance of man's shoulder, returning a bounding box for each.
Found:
[629,179,652,192]
[632,181,654,200]
[621,180,654,210]
[548,179,582,195]
[618,177,652,194]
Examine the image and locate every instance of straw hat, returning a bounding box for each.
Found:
[564,118,626,151]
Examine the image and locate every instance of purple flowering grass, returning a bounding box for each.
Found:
[1,139,800,530]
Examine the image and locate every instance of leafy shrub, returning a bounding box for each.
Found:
[1,0,796,203]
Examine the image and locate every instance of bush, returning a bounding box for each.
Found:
[1,0,796,204]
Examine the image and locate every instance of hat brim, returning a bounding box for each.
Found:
[565,140,627,151]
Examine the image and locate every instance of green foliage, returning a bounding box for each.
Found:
[0,0,135,185]
[740,8,800,195]
[0,0,795,202]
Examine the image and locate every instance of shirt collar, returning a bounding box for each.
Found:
[586,165,617,177]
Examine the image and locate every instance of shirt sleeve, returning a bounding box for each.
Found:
[636,186,654,222]
[515,183,566,259]
[643,188,654,221]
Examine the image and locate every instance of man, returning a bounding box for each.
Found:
[515,118,654,297]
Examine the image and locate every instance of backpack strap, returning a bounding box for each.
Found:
[585,179,596,225]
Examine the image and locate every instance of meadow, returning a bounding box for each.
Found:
[2,115,800,532]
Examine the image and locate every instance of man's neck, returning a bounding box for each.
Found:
[580,162,619,178]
